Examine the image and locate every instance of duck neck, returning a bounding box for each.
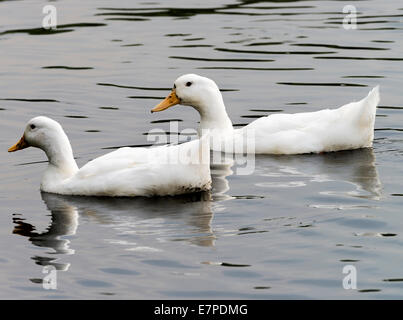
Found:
[41,133,79,189]
[195,92,234,136]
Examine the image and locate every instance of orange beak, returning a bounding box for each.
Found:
[151,89,180,113]
[8,135,30,152]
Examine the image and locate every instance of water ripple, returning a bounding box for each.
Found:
[0,23,106,36]
[42,66,94,70]
[277,82,367,87]
[215,47,335,55]
[169,56,274,62]
[198,67,313,71]
[292,43,389,51]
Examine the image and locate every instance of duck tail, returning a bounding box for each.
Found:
[352,86,380,148]
[357,85,380,128]
[366,85,380,114]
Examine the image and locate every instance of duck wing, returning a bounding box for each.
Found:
[60,137,211,197]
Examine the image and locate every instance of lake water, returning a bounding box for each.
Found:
[1,0,403,299]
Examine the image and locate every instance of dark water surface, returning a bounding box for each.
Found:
[1,0,403,299]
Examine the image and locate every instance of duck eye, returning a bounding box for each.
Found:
[30,124,36,130]
[186,82,192,87]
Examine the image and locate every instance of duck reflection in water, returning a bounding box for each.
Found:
[313,148,382,200]
[12,189,218,273]
[210,151,235,201]
[251,148,382,201]
[12,193,78,272]
[73,191,215,247]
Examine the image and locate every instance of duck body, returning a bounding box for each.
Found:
[9,116,211,197]
[53,140,211,197]
[152,74,380,155]
[231,86,379,154]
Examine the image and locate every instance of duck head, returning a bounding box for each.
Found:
[152,74,223,111]
[152,74,233,134]
[8,116,78,176]
[9,116,66,152]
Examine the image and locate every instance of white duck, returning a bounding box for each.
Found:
[151,74,380,155]
[8,116,211,197]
